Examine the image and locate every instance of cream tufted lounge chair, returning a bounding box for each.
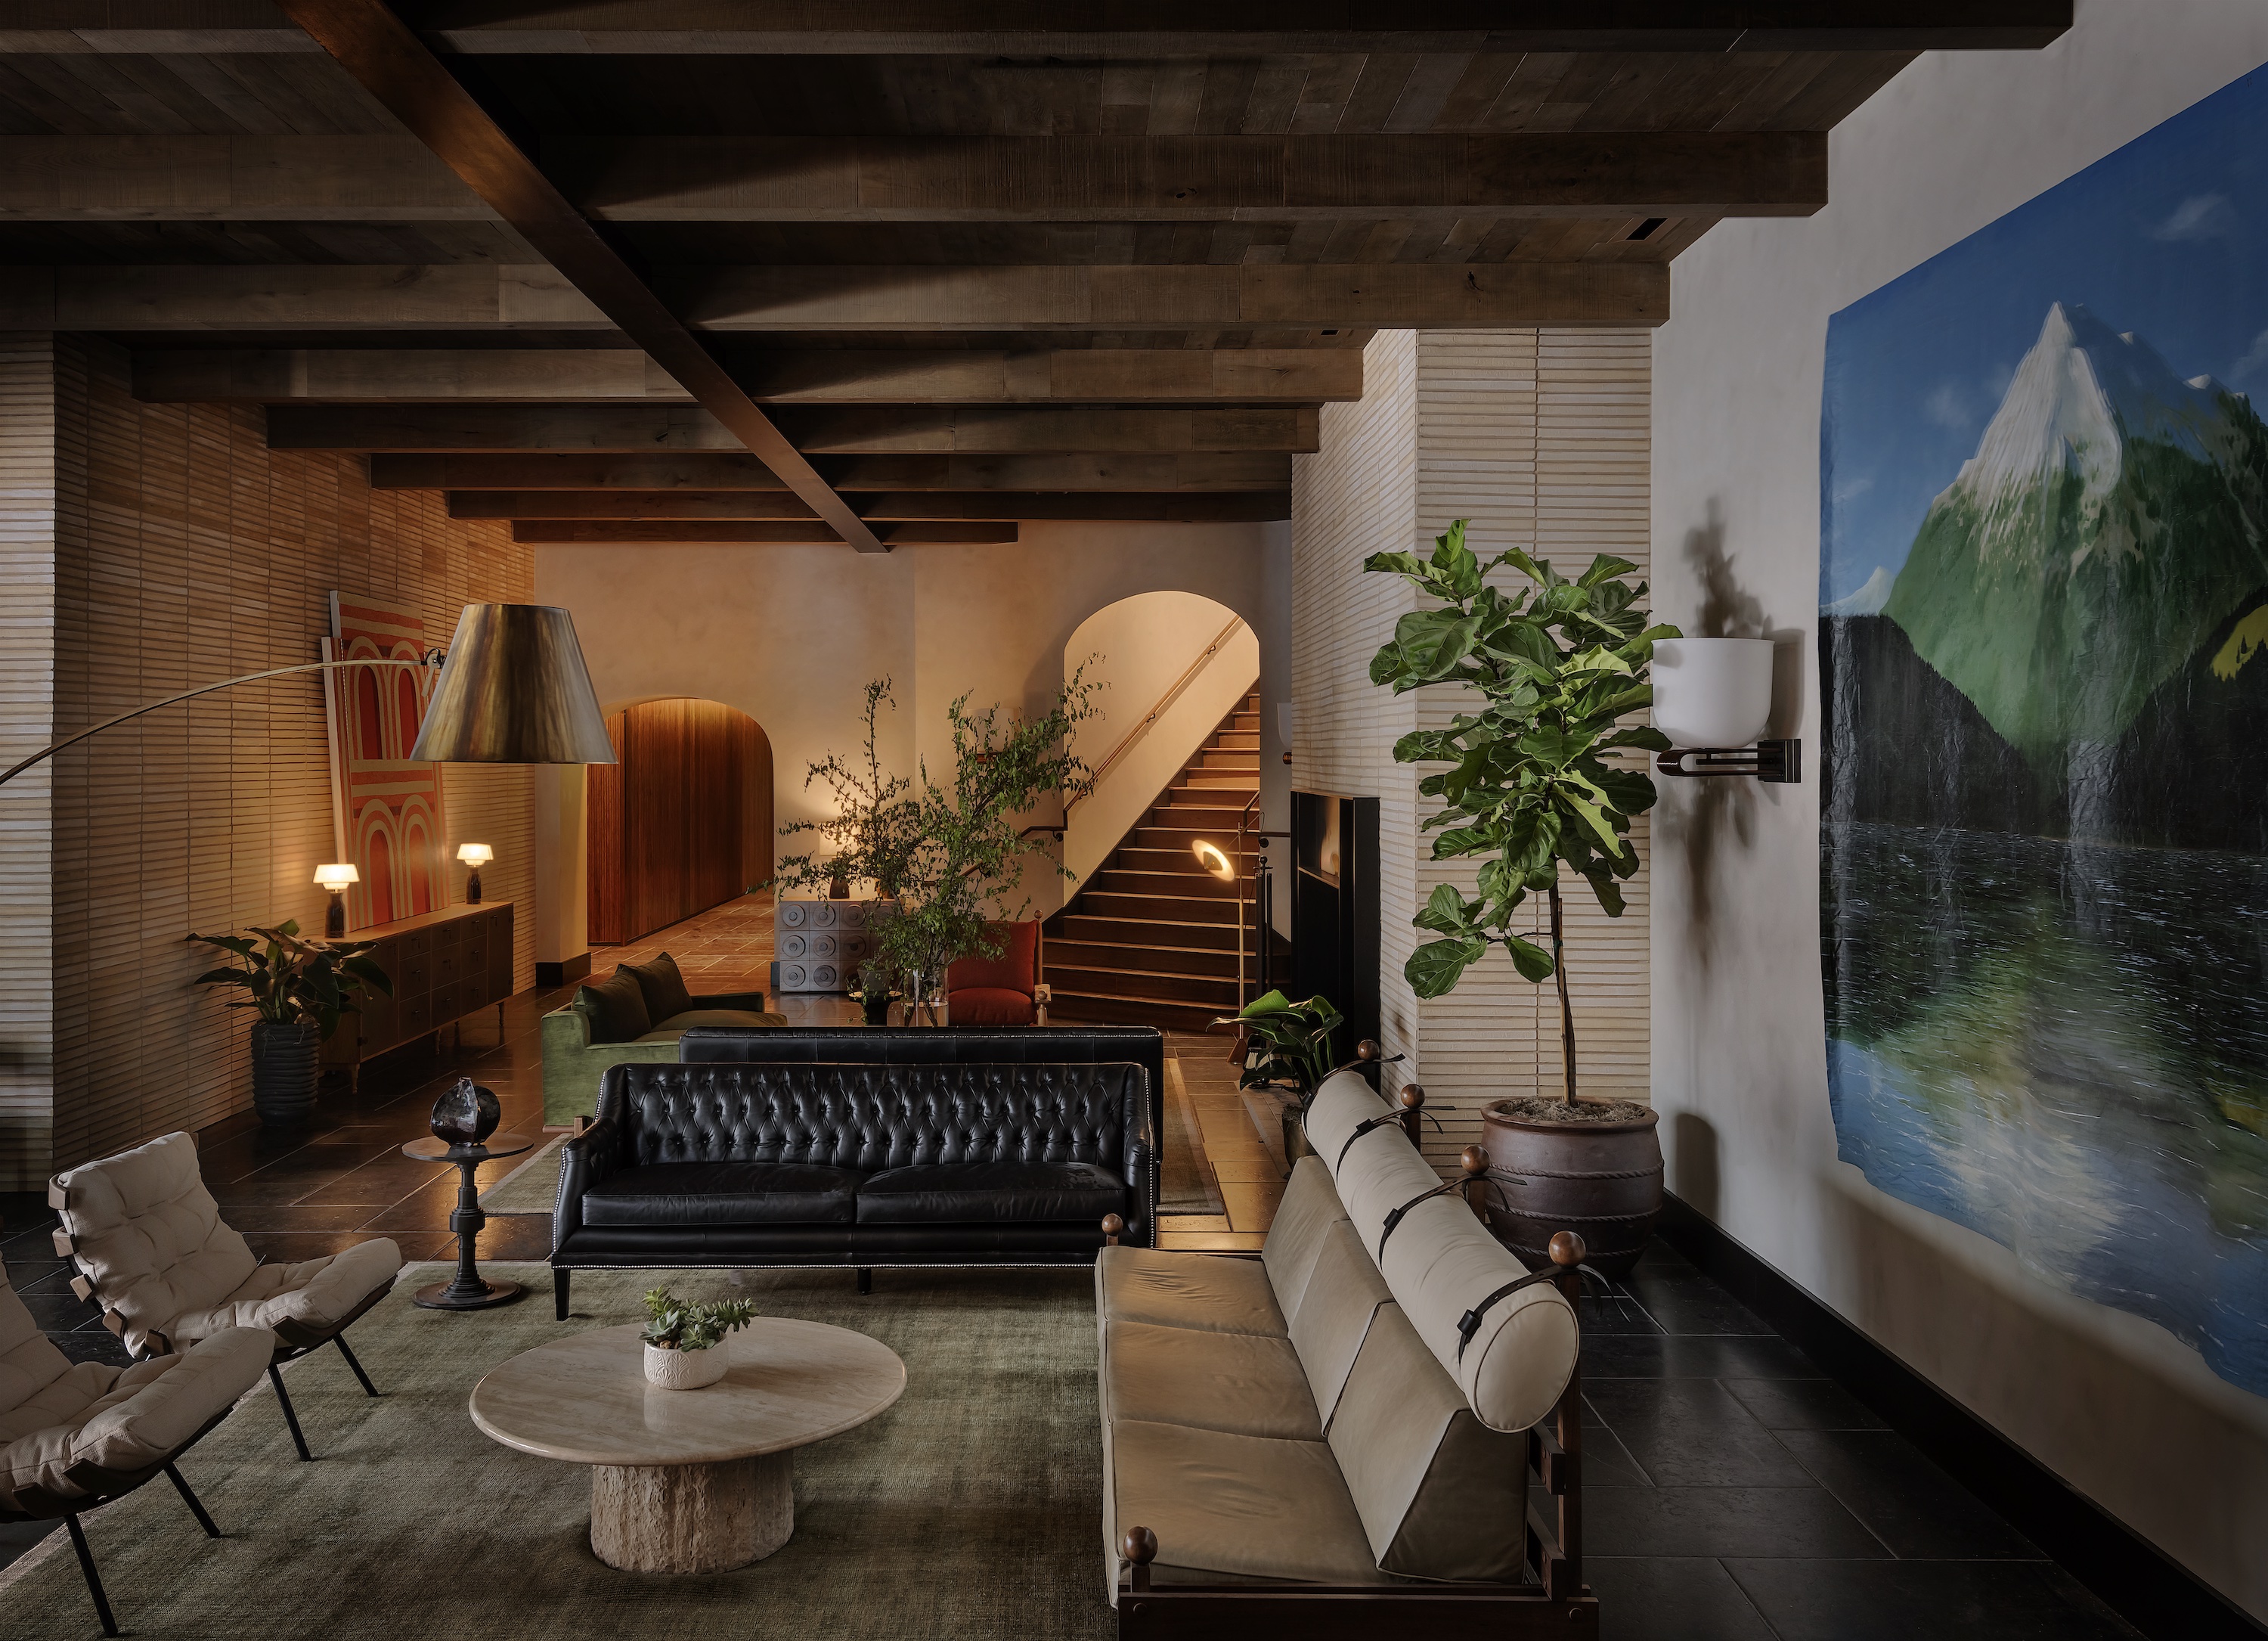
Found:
[49,1131,404,1462]
[0,1254,273,1636]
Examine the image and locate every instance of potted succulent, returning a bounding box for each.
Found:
[1363,520,1678,1277]
[854,959,897,1028]
[640,1286,760,1390]
[187,920,392,1128]
[1216,991,1344,1167]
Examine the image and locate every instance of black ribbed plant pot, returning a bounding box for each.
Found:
[250,1020,321,1128]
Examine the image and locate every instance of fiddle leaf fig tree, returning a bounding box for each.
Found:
[1365,519,1678,1101]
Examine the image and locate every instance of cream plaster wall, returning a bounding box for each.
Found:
[535,521,1269,925]
[1649,2,2268,1618]
[1063,593,1256,889]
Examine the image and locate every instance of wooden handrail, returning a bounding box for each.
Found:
[1066,614,1248,811]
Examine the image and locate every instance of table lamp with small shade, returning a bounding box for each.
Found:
[313,863,360,938]
[457,842,494,903]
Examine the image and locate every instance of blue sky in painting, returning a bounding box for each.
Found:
[1820,65,2268,606]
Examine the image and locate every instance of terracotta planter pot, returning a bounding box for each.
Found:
[1479,1101,1663,1280]
[249,1019,321,1128]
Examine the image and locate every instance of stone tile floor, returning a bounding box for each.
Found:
[0,891,2143,1636]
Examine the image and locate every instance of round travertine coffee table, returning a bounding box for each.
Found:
[469,1319,905,1573]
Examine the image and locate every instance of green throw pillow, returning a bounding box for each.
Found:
[620,951,694,1023]
[574,969,651,1045]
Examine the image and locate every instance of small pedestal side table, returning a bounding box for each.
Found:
[400,1131,533,1310]
[469,1319,906,1572]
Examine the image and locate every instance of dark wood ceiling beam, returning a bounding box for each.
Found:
[131,346,1361,404]
[461,489,1290,522]
[271,403,1321,454]
[268,0,888,552]
[2,4,2073,54]
[387,452,1288,492]
[13,262,1658,329]
[0,133,1820,221]
[519,522,1025,549]
[520,521,1021,545]
[415,2,2071,54]
[552,133,1823,222]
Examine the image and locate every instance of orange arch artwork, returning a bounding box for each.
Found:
[322,592,447,932]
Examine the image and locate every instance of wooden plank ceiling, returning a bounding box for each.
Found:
[0,3,2070,547]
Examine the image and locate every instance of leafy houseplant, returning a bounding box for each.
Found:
[1363,520,1678,1275]
[774,677,924,901]
[187,920,391,1128]
[854,958,897,1028]
[869,678,1098,1023]
[640,1286,760,1389]
[1215,991,1343,1165]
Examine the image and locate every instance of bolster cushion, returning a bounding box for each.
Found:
[166,1237,402,1348]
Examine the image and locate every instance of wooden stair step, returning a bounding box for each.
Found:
[1051,914,1248,950]
[1071,890,1243,924]
[1085,867,1242,898]
[1047,963,1243,1006]
[1046,939,1250,978]
[1046,991,1225,1031]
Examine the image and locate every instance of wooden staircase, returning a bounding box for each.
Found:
[1045,690,1263,1031]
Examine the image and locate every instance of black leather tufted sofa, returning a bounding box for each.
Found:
[552,1029,1160,1315]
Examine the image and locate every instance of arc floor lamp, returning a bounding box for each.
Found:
[0,603,619,791]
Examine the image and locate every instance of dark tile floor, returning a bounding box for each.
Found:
[0,921,2148,1636]
[1579,1245,2141,1640]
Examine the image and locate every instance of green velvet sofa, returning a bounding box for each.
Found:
[541,954,785,1125]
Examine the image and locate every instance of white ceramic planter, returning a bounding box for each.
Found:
[643,1341,729,1390]
[1651,637,1775,747]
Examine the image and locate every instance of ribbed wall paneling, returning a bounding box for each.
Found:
[0,337,57,1190]
[1295,328,1653,1179]
[26,337,536,1180]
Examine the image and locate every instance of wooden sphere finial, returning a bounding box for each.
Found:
[1459,1144,1489,1177]
[1397,1082,1426,1110]
[1355,1038,1380,1062]
[1101,1214,1125,1236]
[1122,1526,1158,1565]
[1548,1230,1586,1268]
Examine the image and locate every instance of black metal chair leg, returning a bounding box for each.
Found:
[268,1363,312,1462]
[856,1267,872,1295]
[554,1267,570,1321]
[64,1514,119,1638]
[163,1462,222,1538]
[333,1332,380,1397]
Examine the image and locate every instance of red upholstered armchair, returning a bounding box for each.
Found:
[944,920,1050,1026]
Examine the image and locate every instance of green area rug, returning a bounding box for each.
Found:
[480,1134,567,1215]
[0,1264,1110,1641]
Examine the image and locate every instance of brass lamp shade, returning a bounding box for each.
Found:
[407,603,617,765]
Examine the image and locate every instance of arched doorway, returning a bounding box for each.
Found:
[586,698,776,946]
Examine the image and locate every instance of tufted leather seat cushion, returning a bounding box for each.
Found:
[583,1162,863,1226]
[857,1159,1127,1224]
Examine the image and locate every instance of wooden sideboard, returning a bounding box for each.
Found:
[323,901,516,1090]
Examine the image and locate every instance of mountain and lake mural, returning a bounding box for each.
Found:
[1821,67,2268,1397]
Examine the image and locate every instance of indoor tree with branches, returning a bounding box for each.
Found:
[773,676,925,900]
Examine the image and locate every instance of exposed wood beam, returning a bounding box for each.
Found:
[268,0,888,551]
[671,263,1661,330]
[377,452,1288,492]
[274,404,1321,454]
[0,133,1821,222]
[131,346,1361,404]
[4,262,1662,330]
[519,521,1020,544]
[2,5,2074,55]
[463,491,1291,522]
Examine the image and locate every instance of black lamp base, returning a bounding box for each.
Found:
[324,891,346,938]
[466,870,482,904]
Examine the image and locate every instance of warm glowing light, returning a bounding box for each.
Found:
[313,863,360,890]
[1191,839,1236,882]
[456,842,494,867]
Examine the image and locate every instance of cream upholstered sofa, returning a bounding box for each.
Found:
[1095,1066,1592,1634]
[50,1131,403,1462]
[0,1255,272,1635]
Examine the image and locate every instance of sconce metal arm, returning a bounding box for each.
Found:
[0,656,442,791]
[1655,740,1801,783]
